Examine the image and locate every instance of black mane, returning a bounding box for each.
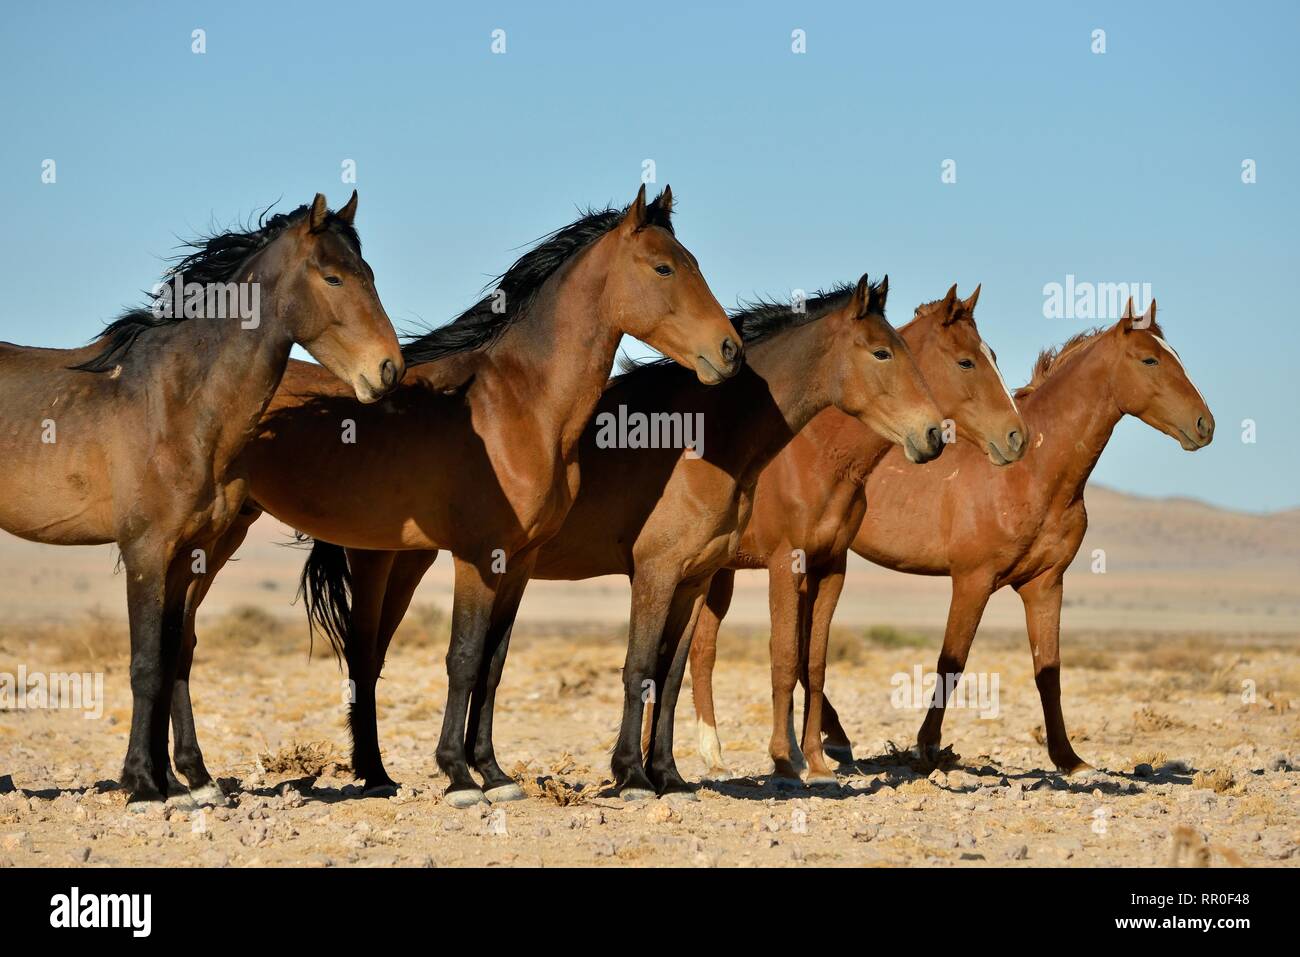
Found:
[73,204,361,374]
[401,195,674,367]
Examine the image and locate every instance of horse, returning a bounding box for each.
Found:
[693,298,1213,776]
[171,185,744,807]
[0,192,404,806]
[308,273,947,800]
[687,284,1025,783]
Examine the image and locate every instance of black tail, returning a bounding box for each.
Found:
[296,538,352,663]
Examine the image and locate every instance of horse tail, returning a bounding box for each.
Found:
[297,538,352,663]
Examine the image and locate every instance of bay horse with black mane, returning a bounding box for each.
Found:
[688,284,1025,783]
[173,186,744,806]
[306,274,946,799]
[693,299,1213,776]
[0,192,404,807]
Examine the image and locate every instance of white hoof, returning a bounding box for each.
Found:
[443,788,487,809]
[696,719,727,772]
[188,783,226,806]
[484,782,526,803]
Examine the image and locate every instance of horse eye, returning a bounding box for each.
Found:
[1142,356,1159,366]
[324,276,343,286]
[872,349,892,361]
[958,358,976,370]
[654,264,673,277]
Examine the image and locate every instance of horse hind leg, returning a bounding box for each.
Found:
[689,569,734,777]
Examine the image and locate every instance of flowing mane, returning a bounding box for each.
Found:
[402,193,674,367]
[1014,320,1166,399]
[73,204,361,374]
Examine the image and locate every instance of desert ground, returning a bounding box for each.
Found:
[0,486,1296,867]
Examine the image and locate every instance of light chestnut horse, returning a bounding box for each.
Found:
[0,193,404,806]
[693,299,1214,776]
[172,186,744,807]
[688,285,1025,783]
[308,275,946,799]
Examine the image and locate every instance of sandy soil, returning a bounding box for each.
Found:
[1,612,1296,868]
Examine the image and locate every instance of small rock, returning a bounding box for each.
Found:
[1007,844,1029,861]
[957,831,977,849]
[72,846,91,863]
[0,776,15,795]
[1,832,30,852]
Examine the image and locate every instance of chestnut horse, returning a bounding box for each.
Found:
[694,299,1214,776]
[173,186,743,807]
[688,284,1025,783]
[307,275,946,799]
[0,193,404,806]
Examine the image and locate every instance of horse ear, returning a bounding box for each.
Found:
[857,273,888,316]
[308,193,329,232]
[648,184,674,224]
[1118,296,1136,332]
[938,283,961,325]
[964,283,981,313]
[1141,298,1157,328]
[336,189,359,225]
[622,184,649,232]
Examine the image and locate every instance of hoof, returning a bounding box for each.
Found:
[443,787,487,809]
[619,787,656,802]
[804,772,838,788]
[824,744,855,764]
[188,783,226,806]
[772,775,803,791]
[662,789,700,803]
[166,770,188,798]
[484,782,526,803]
[362,782,399,799]
[1062,761,1096,778]
[126,798,165,815]
[702,765,733,780]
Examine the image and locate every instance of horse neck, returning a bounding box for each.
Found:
[1021,334,1124,504]
[181,252,295,448]
[479,243,625,458]
[717,320,836,484]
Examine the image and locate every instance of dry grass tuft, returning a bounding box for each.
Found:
[1192,768,1236,794]
[1133,706,1182,732]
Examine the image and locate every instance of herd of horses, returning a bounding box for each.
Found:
[0,187,1214,809]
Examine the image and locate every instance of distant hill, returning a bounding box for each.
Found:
[1,485,1296,636]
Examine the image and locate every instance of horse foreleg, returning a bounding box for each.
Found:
[464,554,532,803]
[799,557,846,786]
[645,583,707,795]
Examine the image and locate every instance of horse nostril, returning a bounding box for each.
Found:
[1196,416,1209,438]
[720,337,740,365]
[380,358,398,390]
[1007,429,1022,452]
[926,426,943,452]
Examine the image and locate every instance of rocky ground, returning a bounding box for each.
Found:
[0,609,1296,867]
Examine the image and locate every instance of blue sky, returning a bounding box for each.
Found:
[1,1,1296,511]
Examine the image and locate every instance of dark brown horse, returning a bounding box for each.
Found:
[307,275,946,800]
[173,186,744,806]
[688,285,1025,783]
[0,193,404,806]
[693,299,1214,775]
